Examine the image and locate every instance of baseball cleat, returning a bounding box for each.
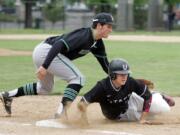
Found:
[54,102,68,121]
[54,102,64,118]
[162,94,175,107]
[54,108,68,122]
[54,101,72,121]
[0,92,13,116]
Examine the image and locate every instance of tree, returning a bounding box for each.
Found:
[164,0,180,30]
[43,0,65,29]
[1,0,14,7]
[0,0,17,23]
[134,0,147,29]
[86,0,117,13]
[22,0,36,28]
[164,0,180,13]
[164,0,180,4]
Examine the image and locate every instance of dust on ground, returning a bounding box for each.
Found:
[0,96,180,135]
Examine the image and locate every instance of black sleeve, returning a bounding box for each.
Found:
[133,79,152,112]
[83,81,105,103]
[62,28,90,51]
[91,39,109,74]
[42,41,67,69]
[95,56,109,74]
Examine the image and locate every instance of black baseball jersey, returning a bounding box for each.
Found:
[42,27,109,73]
[83,76,152,119]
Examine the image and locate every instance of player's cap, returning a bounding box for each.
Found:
[113,69,131,75]
[113,70,131,75]
[109,58,131,75]
[92,12,114,25]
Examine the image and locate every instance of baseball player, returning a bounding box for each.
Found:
[78,58,175,124]
[0,12,114,118]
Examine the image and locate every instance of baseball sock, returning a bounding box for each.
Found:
[61,84,82,106]
[7,83,37,97]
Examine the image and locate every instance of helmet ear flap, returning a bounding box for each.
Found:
[110,73,116,80]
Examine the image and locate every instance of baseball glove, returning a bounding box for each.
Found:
[136,79,154,90]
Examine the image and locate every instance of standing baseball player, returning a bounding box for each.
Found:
[78,58,175,124]
[0,12,113,118]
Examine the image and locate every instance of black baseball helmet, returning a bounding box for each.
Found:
[109,58,131,80]
[92,12,114,25]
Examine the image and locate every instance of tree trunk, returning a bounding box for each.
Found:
[24,1,33,28]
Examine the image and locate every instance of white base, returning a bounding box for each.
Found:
[36,119,69,128]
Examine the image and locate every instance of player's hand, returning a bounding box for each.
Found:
[139,119,152,125]
[77,101,89,125]
[139,112,152,125]
[78,101,87,112]
[36,66,47,80]
[139,120,164,125]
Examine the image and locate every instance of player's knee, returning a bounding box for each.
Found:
[80,74,86,86]
[150,93,171,114]
[68,74,86,86]
[127,108,141,121]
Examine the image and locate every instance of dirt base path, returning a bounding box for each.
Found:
[0,34,180,43]
[0,48,32,56]
[0,96,180,135]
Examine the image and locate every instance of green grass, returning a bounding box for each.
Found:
[1,28,180,36]
[0,56,36,88]
[112,30,180,36]
[0,28,66,35]
[0,40,40,50]
[0,40,180,96]
[107,41,180,96]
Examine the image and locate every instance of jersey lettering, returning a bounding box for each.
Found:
[106,95,129,104]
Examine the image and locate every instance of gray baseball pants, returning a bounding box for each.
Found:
[32,41,85,95]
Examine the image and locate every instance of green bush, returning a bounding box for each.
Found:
[134,5,147,29]
[42,1,64,27]
[0,13,17,22]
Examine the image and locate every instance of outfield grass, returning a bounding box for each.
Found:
[1,28,180,36]
[0,40,180,96]
[0,29,66,35]
[0,40,40,50]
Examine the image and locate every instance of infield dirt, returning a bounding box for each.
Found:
[0,96,180,135]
